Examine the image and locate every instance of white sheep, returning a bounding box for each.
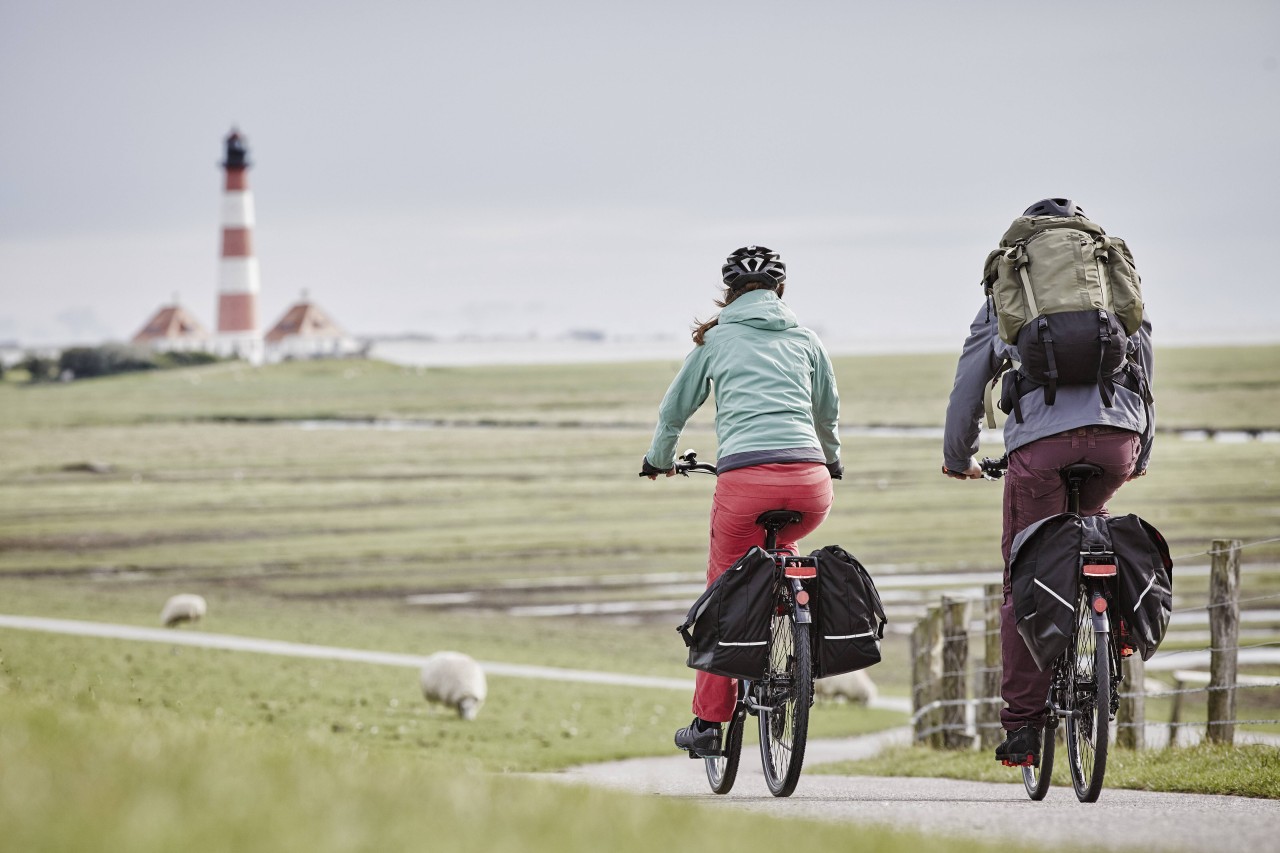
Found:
[160,593,207,628]
[815,669,878,705]
[419,651,487,720]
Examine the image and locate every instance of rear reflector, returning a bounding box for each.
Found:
[785,566,817,578]
[1093,597,1108,613]
[1083,563,1117,577]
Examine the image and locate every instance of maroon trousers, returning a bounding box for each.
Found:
[693,463,833,722]
[999,426,1141,730]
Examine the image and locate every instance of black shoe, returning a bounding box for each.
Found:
[995,725,1041,767]
[674,717,722,757]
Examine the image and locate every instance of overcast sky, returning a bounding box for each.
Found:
[2,0,1277,351]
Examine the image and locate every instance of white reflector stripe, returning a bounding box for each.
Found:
[1035,578,1075,612]
[717,640,767,647]
[1133,574,1157,611]
[824,632,875,640]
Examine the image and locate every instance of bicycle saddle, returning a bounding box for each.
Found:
[1061,463,1105,483]
[755,510,803,531]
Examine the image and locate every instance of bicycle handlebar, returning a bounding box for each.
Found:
[980,454,1009,481]
[674,450,717,476]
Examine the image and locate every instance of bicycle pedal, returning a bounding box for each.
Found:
[1000,755,1035,768]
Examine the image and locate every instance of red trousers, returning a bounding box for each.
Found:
[693,462,834,722]
[999,426,1140,730]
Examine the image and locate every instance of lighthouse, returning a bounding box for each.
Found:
[215,128,263,364]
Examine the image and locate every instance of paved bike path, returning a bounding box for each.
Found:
[550,730,1280,853]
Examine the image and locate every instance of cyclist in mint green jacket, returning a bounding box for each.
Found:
[640,245,843,757]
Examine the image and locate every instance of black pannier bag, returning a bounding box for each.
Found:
[1009,513,1173,671]
[676,547,776,680]
[809,545,887,677]
[1108,514,1174,660]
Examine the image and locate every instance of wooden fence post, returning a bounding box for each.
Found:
[978,583,1003,749]
[1207,539,1242,745]
[925,604,944,748]
[1117,654,1145,749]
[910,618,926,744]
[941,596,971,750]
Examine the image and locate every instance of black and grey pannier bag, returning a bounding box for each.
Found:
[809,545,887,677]
[1009,513,1173,671]
[676,547,775,680]
[1107,514,1174,660]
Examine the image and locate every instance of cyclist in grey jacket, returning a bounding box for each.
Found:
[941,198,1155,767]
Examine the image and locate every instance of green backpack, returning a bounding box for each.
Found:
[981,215,1148,421]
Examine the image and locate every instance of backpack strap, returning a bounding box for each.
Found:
[1010,370,1026,424]
[985,357,1012,429]
[1013,247,1041,318]
[1036,317,1059,406]
[1096,309,1115,408]
[1094,238,1114,310]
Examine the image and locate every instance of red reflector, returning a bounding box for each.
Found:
[785,566,817,578]
[795,590,810,606]
[1082,564,1118,577]
[1093,597,1108,613]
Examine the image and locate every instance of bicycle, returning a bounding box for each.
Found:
[981,454,1125,803]
[672,450,817,798]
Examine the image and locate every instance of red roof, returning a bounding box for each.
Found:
[265,301,345,343]
[131,305,208,343]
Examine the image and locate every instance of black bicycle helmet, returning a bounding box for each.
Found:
[721,245,786,290]
[1023,198,1086,218]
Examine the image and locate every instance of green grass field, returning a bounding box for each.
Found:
[1,345,1277,850]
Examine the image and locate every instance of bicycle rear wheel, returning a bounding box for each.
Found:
[1065,593,1110,802]
[757,591,812,798]
[705,703,745,794]
[1022,720,1055,800]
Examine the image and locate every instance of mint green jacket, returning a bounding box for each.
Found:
[644,289,841,473]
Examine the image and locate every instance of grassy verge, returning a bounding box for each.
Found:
[812,743,1280,799]
[0,694,990,853]
[0,619,904,774]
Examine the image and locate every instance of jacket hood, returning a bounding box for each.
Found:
[717,289,798,332]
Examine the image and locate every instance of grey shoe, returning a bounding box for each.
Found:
[674,718,722,757]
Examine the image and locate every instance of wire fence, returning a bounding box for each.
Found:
[909,537,1280,750]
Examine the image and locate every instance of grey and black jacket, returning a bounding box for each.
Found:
[942,304,1154,474]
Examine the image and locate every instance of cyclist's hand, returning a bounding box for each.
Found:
[639,457,675,479]
[942,459,983,480]
[826,460,844,480]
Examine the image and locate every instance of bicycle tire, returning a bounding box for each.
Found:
[757,592,812,798]
[1022,722,1055,800]
[1065,593,1110,802]
[705,704,745,794]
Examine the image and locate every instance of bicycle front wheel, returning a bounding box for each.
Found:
[1064,593,1110,802]
[757,596,812,797]
[705,703,745,795]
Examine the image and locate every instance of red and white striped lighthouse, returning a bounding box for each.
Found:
[216,128,263,363]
